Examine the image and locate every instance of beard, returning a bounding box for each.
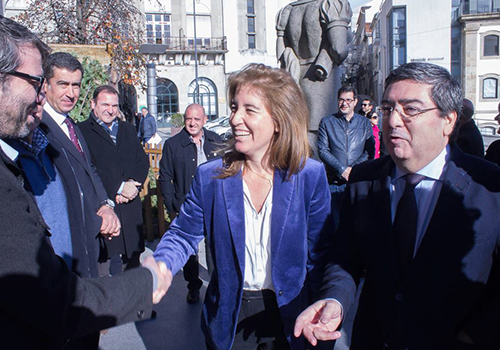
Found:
[0,90,37,140]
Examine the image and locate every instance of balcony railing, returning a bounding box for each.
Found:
[455,3,500,18]
[143,36,227,51]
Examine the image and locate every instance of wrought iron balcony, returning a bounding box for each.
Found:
[140,36,227,54]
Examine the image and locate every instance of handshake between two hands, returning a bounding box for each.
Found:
[142,256,173,304]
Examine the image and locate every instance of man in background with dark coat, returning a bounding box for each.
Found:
[137,106,156,144]
[456,98,484,158]
[158,103,222,303]
[79,85,149,275]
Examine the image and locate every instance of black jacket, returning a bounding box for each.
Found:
[78,115,150,259]
[317,112,375,184]
[158,127,222,213]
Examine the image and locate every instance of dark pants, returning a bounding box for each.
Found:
[329,183,346,232]
[220,289,290,350]
[98,252,141,277]
[184,254,203,291]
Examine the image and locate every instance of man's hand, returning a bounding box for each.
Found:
[294,299,343,346]
[115,194,130,205]
[142,256,173,304]
[341,166,352,181]
[121,180,141,201]
[96,205,121,238]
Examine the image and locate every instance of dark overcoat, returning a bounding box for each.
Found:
[78,116,149,259]
[0,145,153,350]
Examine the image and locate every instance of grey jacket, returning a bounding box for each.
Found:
[137,113,157,142]
[317,112,375,184]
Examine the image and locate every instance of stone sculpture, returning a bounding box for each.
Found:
[276,0,352,138]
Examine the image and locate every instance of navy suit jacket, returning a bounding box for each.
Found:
[322,146,500,350]
[154,158,332,350]
[42,111,108,240]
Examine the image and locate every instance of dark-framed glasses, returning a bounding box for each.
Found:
[2,70,45,96]
[339,98,355,105]
[380,105,438,120]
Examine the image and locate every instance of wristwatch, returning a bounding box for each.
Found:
[99,198,115,210]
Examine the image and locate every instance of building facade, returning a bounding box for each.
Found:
[456,0,500,135]
[4,0,292,120]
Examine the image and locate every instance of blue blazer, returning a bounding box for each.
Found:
[322,146,500,349]
[154,158,332,350]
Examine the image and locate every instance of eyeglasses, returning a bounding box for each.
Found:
[339,98,355,105]
[362,103,371,107]
[2,70,45,96]
[380,105,438,120]
[371,116,379,119]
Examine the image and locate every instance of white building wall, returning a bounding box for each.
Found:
[375,0,452,104]
[473,22,500,132]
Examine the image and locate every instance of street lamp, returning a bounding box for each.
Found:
[193,0,200,104]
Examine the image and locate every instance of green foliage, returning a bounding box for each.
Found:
[171,113,185,128]
[69,57,108,122]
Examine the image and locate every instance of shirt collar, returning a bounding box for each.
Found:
[189,129,205,144]
[393,145,450,182]
[0,139,19,161]
[44,102,68,126]
[17,128,49,157]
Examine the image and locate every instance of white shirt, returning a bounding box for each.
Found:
[0,139,18,161]
[242,180,274,291]
[390,145,449,256]
[44,103,72,139]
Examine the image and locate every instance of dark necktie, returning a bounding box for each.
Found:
[63,117,86,160]
[393,173,425,276]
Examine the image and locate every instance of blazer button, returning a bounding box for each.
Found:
[395,293,403,302]
[278,290,283,297]
[137,310,145,319]
[192,159,195,162]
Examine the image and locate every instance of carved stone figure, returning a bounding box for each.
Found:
[276,0,352,134]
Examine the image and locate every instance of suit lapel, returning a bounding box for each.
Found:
[42,111,88,170]
[89,118,116,148]
[270,170,294,269]
[411,156,469,273]
[371,158,400,277]
[222,171,246,274]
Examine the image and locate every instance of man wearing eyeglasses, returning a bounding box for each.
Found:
[317,85,375,232]
[0,16,171,349]
[296,62,500,349]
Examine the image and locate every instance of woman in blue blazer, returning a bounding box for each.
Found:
[153,64,332,350]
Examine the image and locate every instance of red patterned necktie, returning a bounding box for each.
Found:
[63,117,86,160]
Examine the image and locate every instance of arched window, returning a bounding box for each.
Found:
[188,77,218,120]
[483,77,498,99]
[484,34,499,57]
[156,78,179,117]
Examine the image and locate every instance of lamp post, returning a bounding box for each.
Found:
[193,0,200,104]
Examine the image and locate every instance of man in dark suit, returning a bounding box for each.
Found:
[295,62,500,349]
[79,85,149,275]
[456,98,484,158]
[137,106,156,144]
[158,103,222,303]
[0,15,170,349]
[41,52,121,257]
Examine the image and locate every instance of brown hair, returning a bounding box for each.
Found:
[217,63,310,180]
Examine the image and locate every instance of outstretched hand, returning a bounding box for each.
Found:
[142,256,173,304]
[294,299,343,346]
